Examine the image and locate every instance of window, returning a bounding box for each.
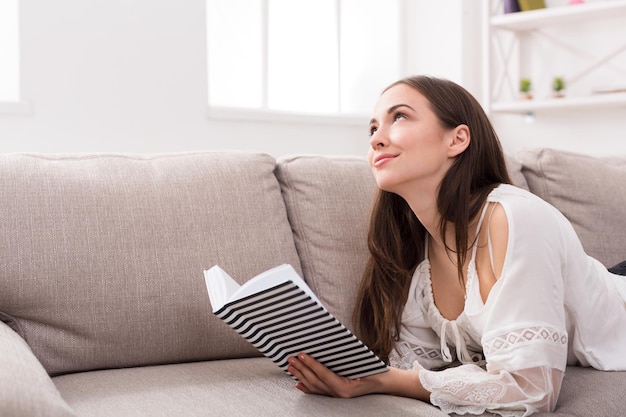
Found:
[0,0,20,102]
[206,0,403,120]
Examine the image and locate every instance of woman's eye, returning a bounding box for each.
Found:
[393,112,406,121]
[369,126,377,136]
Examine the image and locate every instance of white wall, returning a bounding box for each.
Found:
[0,0,370,157]
[2,0,623,158]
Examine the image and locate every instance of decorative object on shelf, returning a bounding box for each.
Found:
[568,0,584,5]
[520,77,533,99]
[518,0,546,11]
[504,0,521,13]
[552,76,566,98]
[486,0,626,115]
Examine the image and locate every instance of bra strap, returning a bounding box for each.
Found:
[471,201,499,274]
[470,202,491,262]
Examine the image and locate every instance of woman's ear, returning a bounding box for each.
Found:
[447,124,470,158]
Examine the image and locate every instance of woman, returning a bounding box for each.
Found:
[287,75,626,416]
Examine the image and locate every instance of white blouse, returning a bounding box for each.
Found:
[389,184,626,416]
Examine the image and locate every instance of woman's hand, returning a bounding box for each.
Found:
[287,353,379,398]
[287,353,431,401]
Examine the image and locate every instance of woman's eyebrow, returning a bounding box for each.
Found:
[388,103,415,113]
[369,103,415,125]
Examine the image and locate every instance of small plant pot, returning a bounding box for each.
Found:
[552,77,566,98]
[519,78,533,100]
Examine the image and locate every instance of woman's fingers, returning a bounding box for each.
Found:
[288,354,332,395]
[288,353,365,398]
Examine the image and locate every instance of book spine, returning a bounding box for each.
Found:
[504,0,520,14]
[518,0,545,11]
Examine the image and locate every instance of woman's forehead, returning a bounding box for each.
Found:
[373,84,428,113]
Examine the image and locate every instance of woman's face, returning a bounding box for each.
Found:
[367,83,455,197]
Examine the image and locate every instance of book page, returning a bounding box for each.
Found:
[230,264,321,306]
[204,266,242,312]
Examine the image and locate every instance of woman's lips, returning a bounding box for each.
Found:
[373,153,397,168]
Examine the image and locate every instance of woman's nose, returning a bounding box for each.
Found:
[369,129,387,150]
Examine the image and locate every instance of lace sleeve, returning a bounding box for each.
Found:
[418,364,563,417]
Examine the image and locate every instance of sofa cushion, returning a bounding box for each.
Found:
[505,154,529,191]
[53,359,626,417]
[0,152,301,376]
[275,154,531,330]
[53,358,448,417]
[536,367,626,417]
[519,148,626,267]
[0,321,76,417]
[275,156,376,330]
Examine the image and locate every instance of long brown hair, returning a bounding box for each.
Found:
[354,76,512,362]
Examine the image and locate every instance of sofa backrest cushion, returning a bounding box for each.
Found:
[0,152,301,376]
[275,153,534,331]
[505,154,529,191]
[519,148,626,267]
[275,156,376,330]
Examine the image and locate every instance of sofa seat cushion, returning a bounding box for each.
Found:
[535,367,626,417]
[0,152,301,376]
[519,148,626,267]
[53,359,625,417]
[53,358,447,417]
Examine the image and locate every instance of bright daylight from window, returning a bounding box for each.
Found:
[206,0,401,116]
[0,0,20,102]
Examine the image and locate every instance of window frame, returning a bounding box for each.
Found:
[205,0,408,125]
[0,0,30,115]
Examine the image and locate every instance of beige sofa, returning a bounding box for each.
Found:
[1,148,624,417]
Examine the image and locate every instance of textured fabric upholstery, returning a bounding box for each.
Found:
[53,358,447,417]
[536,367,626,417]
[0,321,75,416]
[1,149,624,417]
[275,155,376,330]
[0,152,301,376]
[519,148,626,267]
[505,154,530,191]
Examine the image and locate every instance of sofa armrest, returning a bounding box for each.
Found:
[0,320,75,416]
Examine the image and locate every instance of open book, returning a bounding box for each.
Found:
[204,264,388,379]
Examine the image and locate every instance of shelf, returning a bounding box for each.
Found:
[491,0,626,31]
[491,92,626,113]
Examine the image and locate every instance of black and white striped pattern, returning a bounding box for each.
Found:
[214,280,388,379]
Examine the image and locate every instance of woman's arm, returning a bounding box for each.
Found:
[287,353,431,401]
[289,353,563,415]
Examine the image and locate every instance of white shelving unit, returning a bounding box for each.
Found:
[483,0,626,115]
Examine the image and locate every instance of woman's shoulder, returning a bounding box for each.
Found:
[488,184,558,214]
[488,183,534,201]
[487,183,575,236]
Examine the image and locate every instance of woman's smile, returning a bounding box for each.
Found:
[372,153,398,168]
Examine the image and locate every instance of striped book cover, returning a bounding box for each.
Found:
[205,264,388,380]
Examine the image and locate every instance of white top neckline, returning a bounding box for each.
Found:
[420,199,492,364]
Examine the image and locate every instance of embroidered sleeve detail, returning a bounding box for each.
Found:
[389,340,447,371]
[483,326,568,356]
[420,365,563,417]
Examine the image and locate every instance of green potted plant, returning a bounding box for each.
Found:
[552,76,566,98]
[520,77,532,99]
